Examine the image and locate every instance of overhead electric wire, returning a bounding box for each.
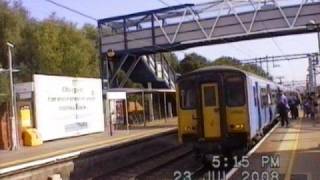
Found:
[256,2,293,61]
[44,0,97,21]
[241,52,314,64]
[157,0,171,6]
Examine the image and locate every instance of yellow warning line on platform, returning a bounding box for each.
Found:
[0,128,176,169]
[284,118,302,180]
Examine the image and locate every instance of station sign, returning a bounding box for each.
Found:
[33,74,104,141]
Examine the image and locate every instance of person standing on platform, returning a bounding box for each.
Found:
[308,93,318,126]
[288,95,295,120]
[303,95,311,118]
[290,95,300,120]
[277,91,289,127]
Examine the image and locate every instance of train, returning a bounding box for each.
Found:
[176,65,299,159]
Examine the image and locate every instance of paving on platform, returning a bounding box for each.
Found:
[228,116,320,180]
[0,118,177,170]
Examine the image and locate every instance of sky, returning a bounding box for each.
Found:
[18,0,320,84]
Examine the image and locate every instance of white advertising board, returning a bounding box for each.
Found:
[33,74,104,141]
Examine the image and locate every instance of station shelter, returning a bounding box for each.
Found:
[104,88,177,135]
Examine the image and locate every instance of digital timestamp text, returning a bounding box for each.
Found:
[173,155,280,180]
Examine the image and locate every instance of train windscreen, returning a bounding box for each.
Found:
[180,83,196,109]
[225,76,245,107]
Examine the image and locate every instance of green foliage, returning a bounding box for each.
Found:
[242,64,272,80]
[0,0,27,103]
[212,56,272,79]
[211,56,242,67]
[0,76,9,103]
[16,17,100,80]
[116,70,144,89]
[162,52,180,72]
[177,53,271,79]
[179,53,209,74]
[82,23,98,47]
[0,1,101,103]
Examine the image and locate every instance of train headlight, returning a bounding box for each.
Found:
[236,124,244,129]
[231,124,244,129]
[184,127,191,131]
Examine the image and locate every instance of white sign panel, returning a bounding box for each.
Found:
[14,82,33,93]
[106,92,126,100]
[33,74,104,141]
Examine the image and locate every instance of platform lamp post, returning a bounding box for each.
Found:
[105,49,115,89]
[6,42,19,150]
[105,49,115,136]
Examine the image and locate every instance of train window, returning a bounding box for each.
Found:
[203,86,216,106]
[253,86,257,106]
[261,88,268,107]
[225,77,245,107]
[180,86,196,109]
[271,90,277,105]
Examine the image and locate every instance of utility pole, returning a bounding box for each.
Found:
[308,55,313,93]
[306,20,320,93]
[266,56,269,76]
[7,42,18,150]
[307,54,318,93]
[276,76,285,84]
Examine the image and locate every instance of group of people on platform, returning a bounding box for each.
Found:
[276,90,318,127]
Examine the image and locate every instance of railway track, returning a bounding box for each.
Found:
[92,120,279,180]
[137,148,203,180]
[95,144,195,180]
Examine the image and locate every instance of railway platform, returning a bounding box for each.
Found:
[228,117,320,180]
[0,118,177,176]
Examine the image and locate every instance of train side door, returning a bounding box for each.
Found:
[201,83,221,138]
[255,82,262,130]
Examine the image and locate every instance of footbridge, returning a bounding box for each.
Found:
[98,0,320,88]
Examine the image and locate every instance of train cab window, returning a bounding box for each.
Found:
[203,86,216,106]
[180,86,196,109]
[225,76,245,107]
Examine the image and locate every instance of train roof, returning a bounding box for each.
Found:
[181,65,265,79]
[180,65,276,84]
[178,65,298,93]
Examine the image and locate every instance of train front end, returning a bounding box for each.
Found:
[177,66,250,157]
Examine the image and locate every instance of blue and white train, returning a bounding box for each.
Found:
[176,66,297,156]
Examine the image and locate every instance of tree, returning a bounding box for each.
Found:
[15,16,100,81]
[162,52,180,72]
[0,73,9,103]
[211,56,242,67]
[0,2,102,104]
[212,56,271,79]
[179,53,209,74]
[176,54,271,79]
[0,0,28,103]
[116,70,143,88]
[242,63,272,79]
[82,23,98,47]
[0,0,27,67]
